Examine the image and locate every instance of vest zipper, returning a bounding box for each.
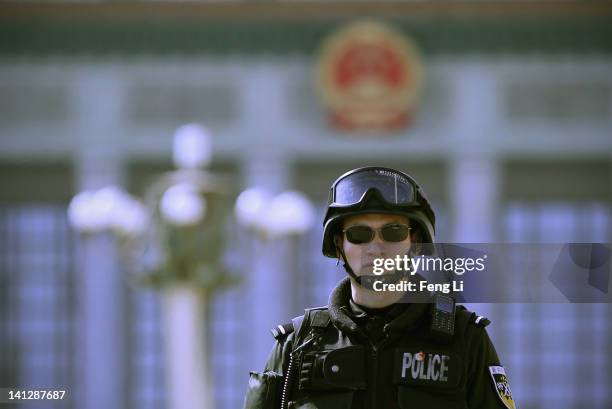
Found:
[370,346,378,409]
[280,352,295,409]
[281,335,316,409]
[369,334,390,409]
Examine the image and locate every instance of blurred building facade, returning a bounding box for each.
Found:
[0,2,611,409]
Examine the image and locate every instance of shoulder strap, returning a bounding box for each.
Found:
[271,322,295,341]
[454,305,473,338]
[473,315,491,327]
[291,307,330,353]
[310,308,331,330]
[290,315,304,338]
[270,307,332,345]
[455,305,492,338]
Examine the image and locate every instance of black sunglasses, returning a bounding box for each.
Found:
[343,223,411,245]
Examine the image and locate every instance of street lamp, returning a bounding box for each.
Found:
[69,123,236,409]
[235,187,315,240]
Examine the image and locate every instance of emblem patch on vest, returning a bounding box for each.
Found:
[489,366,516,409]
[394,349,461,388]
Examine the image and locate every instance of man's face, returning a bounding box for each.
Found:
[340,213,412,277]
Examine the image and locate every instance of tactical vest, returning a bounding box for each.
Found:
[274,305,489,409]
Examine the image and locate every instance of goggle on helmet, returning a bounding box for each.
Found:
[322,166,436,258]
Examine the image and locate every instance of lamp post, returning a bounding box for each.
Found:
[69,123,236,409]
[235,185,316,358]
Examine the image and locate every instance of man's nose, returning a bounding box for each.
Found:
[366,234,385,256]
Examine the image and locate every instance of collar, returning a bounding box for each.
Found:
[348,298,407,320]
[328,277,432,338]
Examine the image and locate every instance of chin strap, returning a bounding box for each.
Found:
[337,244,363,285]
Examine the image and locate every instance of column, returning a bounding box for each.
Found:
[448,63,501,243]
[72,71,127,409]
[242,154,294,372]
[240,64,295,372]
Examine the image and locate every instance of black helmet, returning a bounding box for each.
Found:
[322,166,436,258]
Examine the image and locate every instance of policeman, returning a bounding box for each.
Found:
[243,166,516,409]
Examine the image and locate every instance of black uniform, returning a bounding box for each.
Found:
[245,167,516,409]
[244,277,516,409]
